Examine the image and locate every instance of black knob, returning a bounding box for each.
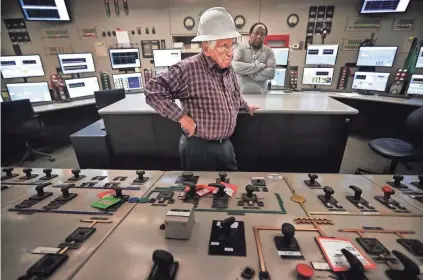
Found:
[418,175,423,185]
[184,182,197,195]
[393,175,404,186]
[323,186,334,199]
[152,250,174,272]
[221,216,235,237]
[341,249,364,278]
[308,173,318,184]
[113,186,123,198]
[61,186,70,198]
[43,168,52,177]
[23,168,32,177]
[35,184,48,197]
[383,186,395,200]
[349,185,362,201]
[159,224,165,230]
[3,167,13,176]
[282,223,295,243]
[136,170,145,180]
[71,169,80,178]
[391,250,420,277]
[246,184,255,198]
[218,172,227,180]
[181,171,194,180]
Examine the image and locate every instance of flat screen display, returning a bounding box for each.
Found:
[352,72,390,92]
[305,45,339,66]
[416,47,423,69]
[360,0,410,14]
[65,77,100,98]
[153,49,182,67]
[109,48,141,69]
[270,69,286,87]
[0,55,45,78]
[58,53,95,74]
[6,82,52,103]
[113,73,143,91]
[356,46,397,67]
[407,74,423,95]
[273,48,289,66]
[302,68,334,86]
[19,0,71,21]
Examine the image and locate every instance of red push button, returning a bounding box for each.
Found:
[296,263,314,279]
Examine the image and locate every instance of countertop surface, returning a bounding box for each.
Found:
[33,98,95,113]
[99,93,360,115]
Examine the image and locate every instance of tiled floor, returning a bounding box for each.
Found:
[11,135,423,174]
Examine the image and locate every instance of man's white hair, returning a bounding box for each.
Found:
[206,41,216,49]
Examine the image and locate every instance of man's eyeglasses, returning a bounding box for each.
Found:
[216,41,238,53]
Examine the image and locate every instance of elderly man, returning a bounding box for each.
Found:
[232,23,276,94]
[144,7,258,171]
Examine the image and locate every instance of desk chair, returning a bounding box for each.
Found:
[356,107,423,174]
[94,89,125,110]
[1,99,55,166]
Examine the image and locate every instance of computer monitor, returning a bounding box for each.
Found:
[153,49,182,67]
[360,0,410,14]
[109,48,141,69]
[305,45,339,66]
[352,72,390,92]
[113,73,143,92]
[65,77,100,99]
[5,82,52,103]
[407,74,423,95]
[302,68,334,86]
[356,46,397,67]
[0,55,45,79]
[270,69,286,87]
[273,48,289,66]
[58,53,96,74]
[416,47,423,69]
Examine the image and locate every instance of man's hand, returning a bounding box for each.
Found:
[179,115,196,137]
[248,105,260,116]
[257,62,267,70]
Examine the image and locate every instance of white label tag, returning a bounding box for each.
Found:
[319,238,371,269]
[268,173,282,180]
[278,250,302,256]
[224,247,234,252]
[217,221,238,229]
[224,187,234,197]
[32,247,61,254]
[251,177,265,180]
[210,242,219,246]
[311,262,331,271]
[167,210,190,217]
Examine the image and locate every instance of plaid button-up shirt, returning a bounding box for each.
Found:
[145,53,249,140]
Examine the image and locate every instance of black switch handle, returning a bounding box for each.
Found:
[113,185,123,198]
[418,175,423,185]
[393,175,404,185]
[61,186,70,198]
[323,186,334,199]
[3,167,14,176]
[152,250,174,272]
[23,168,32,177]
[246,184,255,198]
[308,173,318,184]
[221,216,235,236]
[349,185,362,200]
[341,249,364,277]
[71,169,80,178]
[282,223,295,239]
[218,171,227,181]
[136,169,145,180]
[43,168,52,177]
[181,171,194,180]
[35,183,48,197]
[209,183,226,197]
[391,250,420,276]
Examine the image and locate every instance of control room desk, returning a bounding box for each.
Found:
[98,94,358,172]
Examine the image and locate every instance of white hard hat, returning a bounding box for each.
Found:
[192,7,241,42]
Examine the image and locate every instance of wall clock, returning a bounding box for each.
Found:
[287,13,299,28]
[234,15,246,29]
[184,16,195,30]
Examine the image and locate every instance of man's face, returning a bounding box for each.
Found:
[250,25,266,49]
[203,38,235,69]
